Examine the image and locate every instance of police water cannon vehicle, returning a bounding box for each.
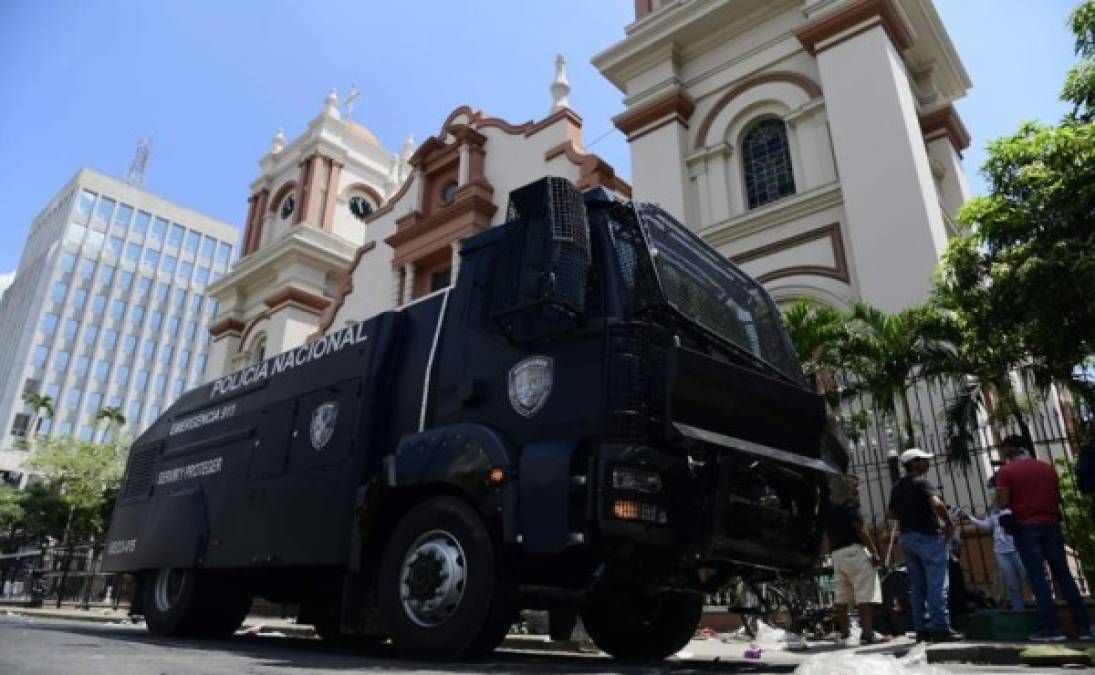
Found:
[102,176,845,661]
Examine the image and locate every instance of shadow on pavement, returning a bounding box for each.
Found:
[15,619,799,673]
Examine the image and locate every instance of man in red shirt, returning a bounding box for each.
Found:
[996,435,1092,642]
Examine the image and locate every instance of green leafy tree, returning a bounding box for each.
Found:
[1063,0,1095,122]
[26,435,128,544]
[939,1,1095,405]
[0,486,24,548]
[1056,458,1095,587]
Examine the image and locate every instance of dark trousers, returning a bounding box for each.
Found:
[1014,523,1090,635]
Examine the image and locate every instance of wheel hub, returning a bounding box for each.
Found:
[399,530,467,627]
[152,568,185,613]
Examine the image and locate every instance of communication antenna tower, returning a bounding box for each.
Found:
[126,138,151,187]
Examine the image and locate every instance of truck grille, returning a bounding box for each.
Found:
[605,324,669,443]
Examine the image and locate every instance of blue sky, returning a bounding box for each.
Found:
[0,0,1081,285]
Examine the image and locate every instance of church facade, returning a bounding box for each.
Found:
[206,58,627,375]
[207,0,972,378]
[594,0,971,312]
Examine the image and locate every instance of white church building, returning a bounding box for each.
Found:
[596,0,971,313]
[207,0,972,377]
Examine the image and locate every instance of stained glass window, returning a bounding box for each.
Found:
[742,119,795,209]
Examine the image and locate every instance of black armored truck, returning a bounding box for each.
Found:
[102,177,843,660]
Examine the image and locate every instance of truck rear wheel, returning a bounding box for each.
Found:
[143,568,251,638]
[378,496,513,660]
[580,585,702,661]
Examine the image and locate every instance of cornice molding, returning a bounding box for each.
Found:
[700,182,844,247]
[918,104,971,152]
[794,0,914,56]
[731,222,850,284]
[613,87,696,140]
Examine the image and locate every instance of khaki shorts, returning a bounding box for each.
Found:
[832,544,882,605]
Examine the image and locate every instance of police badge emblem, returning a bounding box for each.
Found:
[310,401,339,450]
[508,356,554,418]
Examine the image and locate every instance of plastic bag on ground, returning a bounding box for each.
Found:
[794,644,954,675]
[755,619,787,643]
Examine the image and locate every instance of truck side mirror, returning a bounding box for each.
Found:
[490,177,591,342]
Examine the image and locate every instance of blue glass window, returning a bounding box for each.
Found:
[66,388,81,410]
[52,282,67,302]
[178,261,193,281]
[42,313,59,336]
[54,351,70,372]
[143,249,159,269]
[168,224,185,248]
[131,305,145,324]
[135,370,148,390]
[162,255,176,275]
[121,334,135,353]
[95,197,116,225]
[114,204,133,228]
[133,211,151,237]
[76,190,96,224]
[92,295,107,313]
[72,289,86,310]
[161,344,174,364]
[119,270,133,291]
[115,365,130,385]
[126,242,141,262]
[184,230,200,254]
[111,299,126,319]
[63,319,79,339]
[33,346,49,367]
[60,252,76,273]
[78,258,95,279]
[84,324,98,345]
[201,236,216,259]
[103,330,119,350]
[142,339,155,359]
[99,265,115,285]
[95,361,109,382]
[150,217,168,243]
[108,236,123,257]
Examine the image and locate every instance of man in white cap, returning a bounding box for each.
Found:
[887,448,963,642]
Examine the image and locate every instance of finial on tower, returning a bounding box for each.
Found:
[324,89,341,119]
[343,84,361,122]
[270,128,286,155]
[384,155,400,198]
[550,53,571,113]
[126,137,151,187]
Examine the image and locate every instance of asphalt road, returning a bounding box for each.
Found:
[0,615,1073,674]
[0,615,796,675]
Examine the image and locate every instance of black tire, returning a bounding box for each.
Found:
[580,585,702,661]
[377,496,513,660]
[142,568,251,638]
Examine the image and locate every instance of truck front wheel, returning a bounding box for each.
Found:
[142,568,251,638]
[378,496,513,660]
[580,585,702,660]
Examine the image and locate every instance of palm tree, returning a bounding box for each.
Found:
[22,393,54,442]
[782,300,847,378]
[839,303,951,450]
[94,407,126,443]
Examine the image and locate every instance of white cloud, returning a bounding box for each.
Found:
[0,271,14,297]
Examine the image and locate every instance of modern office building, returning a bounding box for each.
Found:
[0,168,237,485]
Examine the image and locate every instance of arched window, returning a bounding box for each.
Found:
[251,334,267,365]
[742,119,795,209]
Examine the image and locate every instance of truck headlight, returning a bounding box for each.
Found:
[611,466,663,493]
[612,499,668,524]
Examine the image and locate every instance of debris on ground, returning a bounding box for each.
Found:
[794,644,954,675]
[694,626,717,640]
[1018,645,1092,668]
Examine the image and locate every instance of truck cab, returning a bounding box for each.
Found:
[102,177,844,660]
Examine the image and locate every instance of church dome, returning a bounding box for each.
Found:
[346,121,381,147]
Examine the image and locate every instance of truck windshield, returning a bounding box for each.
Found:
[606,202,803,384]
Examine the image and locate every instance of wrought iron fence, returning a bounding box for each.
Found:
[0,544,133,609]
[833,371,1090,600]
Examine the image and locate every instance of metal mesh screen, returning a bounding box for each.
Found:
[496,177,591,316]
[633,204,801,382]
